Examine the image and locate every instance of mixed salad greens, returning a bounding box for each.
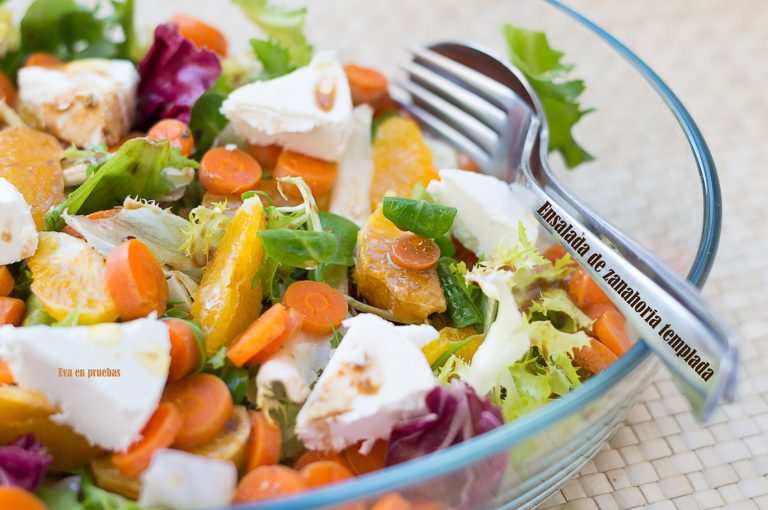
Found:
[0,0,625,509]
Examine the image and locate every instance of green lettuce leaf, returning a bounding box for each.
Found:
[189,91,228,155]
[45,139,198,231]
[37,470,161,510]
[528,288,592,332]
[502,23,593,168]
[233,0,313,68]
[250,39,294,79]
[526,319,591,359]
[180,201,232,267]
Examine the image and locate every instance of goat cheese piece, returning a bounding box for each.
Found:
[0,318,170,450]
[0,177,37,264]
[427,169,538,256]
[221,51,353,161]
[18,59,139,148]
[329,104,374,225]
[296,313,437,451]
[139,450,237,510]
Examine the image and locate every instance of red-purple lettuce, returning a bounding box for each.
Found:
[0,434,52,491]
[385,381,507,509]
[137,23,222,127]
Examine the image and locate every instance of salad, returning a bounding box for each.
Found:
[0,0,628,509]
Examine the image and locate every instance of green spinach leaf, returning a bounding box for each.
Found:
[318,210,359,267]
[436,257,482,328]
[258,229,336,269]
[382,197,457,239]
[189,91,228,155]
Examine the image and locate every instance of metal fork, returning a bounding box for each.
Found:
[395,42,738,421]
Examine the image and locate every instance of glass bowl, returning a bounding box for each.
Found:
[125,0,721,508]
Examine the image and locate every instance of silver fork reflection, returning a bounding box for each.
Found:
[395,43,738,421]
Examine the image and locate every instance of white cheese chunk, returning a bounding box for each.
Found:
[139,449,237,510]
[329,104,374,226]
[0,177,37,264]
[296,314,436,451]
[427,169,538,256]
[221,51,353,161]
[0,318,170,450]
[18,59,139,147]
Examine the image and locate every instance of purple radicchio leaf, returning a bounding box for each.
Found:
[137,23,222,127]
[0,434,52,492]
[385,381,507,510]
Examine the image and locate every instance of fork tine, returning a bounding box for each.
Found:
[398,80,498,154]
[402,61,506,131]
[410,47,522,109]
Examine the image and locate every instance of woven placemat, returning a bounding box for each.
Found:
[540,1,768,508]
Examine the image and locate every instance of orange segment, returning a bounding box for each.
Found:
[192,197,266,356]
[0,127,64,230]
[27,232,118,324]
[353,207,445,323]
[370,116,439,210]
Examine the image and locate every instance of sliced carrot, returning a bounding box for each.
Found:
[245,410,282,472]
[25,52,63,68]
[111,401,183,477]
[246,143,282,169]
[0,71,16,106]
[226,303,288,368]
[200,147,262,195]
[390,234,440,271]
[344,64,391,114]
[344,440,387,475]
[567,266,611,309]
[233,465,308,503]
[0,358,14,385]
[410,501,446,510]
[164,319,202,383]
[172,14,228,56]
[106,239,168,320]
[582,303,619,321]
[273,151,337,198]
[0,266,14,297]
[457,153,481,173]
[294,449,353,471]
[0,297,25,326]
[0,486,47,510]
[282,281,346,335]
[300,460,355,488]
[247,307,304,366]
[148,119,195,156]
[593,309,632,356]
[542,244,568,264]
[572,337,618,375]
[109,132,144,153]
[163,373,233,448]
[371,493,412,510]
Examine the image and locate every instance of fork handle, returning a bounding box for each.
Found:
[521,182,738,421]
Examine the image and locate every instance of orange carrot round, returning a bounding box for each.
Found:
[200,147,263,195]
[0,266,14,297]
[245,410,282,472]
[300,460,355,488]
[344,65,389,112]
[0,486,47,510]
[567,267,611,308]
[164,319,202,383]
[542,244,568,264]
[282,281,346,335]
[148,119,195,156]
[172,14,228,56]
[226,303,289,368]
[247,307,304,366]
[582,303,618,321]
[572,337,618,375]
[371,493,412,510]
[0,297,25,326]
[24,52,63,68]
[390,234,440,271]
[163,373,233,448]
[294,449,353,471]
[274,151,337,198]
[111,402,183,477]
[233,465,308,503]
[0,72,17,106]
[593,309,632,356]
[106,239,169,320]
[246,143,282,169]
[0,358,14,385]
[344,440,387,475]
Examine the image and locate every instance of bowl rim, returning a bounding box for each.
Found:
[233,1,722,508]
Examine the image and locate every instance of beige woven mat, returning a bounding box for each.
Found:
[540,1,768,509]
